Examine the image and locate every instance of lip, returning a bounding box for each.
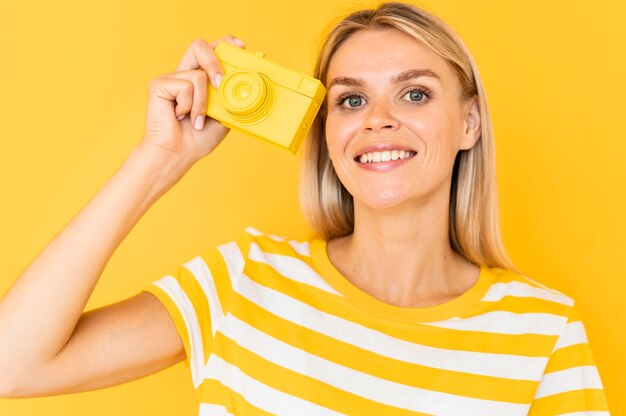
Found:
[353,143,417,160]
[355,152,417,172]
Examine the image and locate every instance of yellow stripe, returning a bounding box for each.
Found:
[212,331,430,415]
[528,388,610,414]
[228,292,538,404]
[202,248,234,316]
[567,305,583,323]
[142,286,192,370]
[200,378,275,415]
[234,228,254,262]
[544,343,596,373]
[495,273,570,298]
[242,259,557,357]
[485,295,571,316]
[177,265,213,363]
[247,233,314,265]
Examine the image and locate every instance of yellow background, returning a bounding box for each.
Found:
[0,0,623,414]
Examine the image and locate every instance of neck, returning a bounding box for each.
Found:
[327,182,477,307]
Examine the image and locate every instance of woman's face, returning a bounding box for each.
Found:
[324,28,480,210]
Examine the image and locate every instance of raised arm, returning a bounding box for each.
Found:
[0,35,245,398]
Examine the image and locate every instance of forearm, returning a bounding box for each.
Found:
[0,142,184,377]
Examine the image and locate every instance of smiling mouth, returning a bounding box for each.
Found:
[354,150,418,163]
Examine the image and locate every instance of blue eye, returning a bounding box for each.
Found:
[336,94,365,108]
[335,87,430,111]
[347,96,363,107]
[404,89,427,102]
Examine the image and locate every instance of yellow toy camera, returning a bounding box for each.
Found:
[206,42,326,154]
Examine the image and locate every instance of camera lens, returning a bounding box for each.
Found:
[219,69,274,123]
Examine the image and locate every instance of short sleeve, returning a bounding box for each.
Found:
[141,229,252,389]
[528,304,611,415]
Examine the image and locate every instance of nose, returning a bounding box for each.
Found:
[363,100,399,132]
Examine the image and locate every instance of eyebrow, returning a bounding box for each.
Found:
[328,68,441,89]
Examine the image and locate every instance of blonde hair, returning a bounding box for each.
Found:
[299,1,518,272]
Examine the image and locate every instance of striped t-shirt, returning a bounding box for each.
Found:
[143,227,610,415]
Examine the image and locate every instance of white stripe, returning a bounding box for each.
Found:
[217,241,245,283]
[534,366,604,399]
[183,256,224,336]
[244,226,285,241]
[558,412,611,416]
[244,226,311,256]
[244,226,263,236]
[423,311,567,335]
[288,239,310,256]
[204,354,344,415]
[152,276,205,389]
[199,403,234,416]
[482,281,574,306]
[554,321,588,351]
[219,314,528,416]
[249,242,342,295]
[520,274,569,296]
[234,272,548,381]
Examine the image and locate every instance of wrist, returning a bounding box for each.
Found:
[124,141,192,204]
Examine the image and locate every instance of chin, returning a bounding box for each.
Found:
[359,188,411,210]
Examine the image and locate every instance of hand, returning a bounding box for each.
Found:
[139,35,246,169]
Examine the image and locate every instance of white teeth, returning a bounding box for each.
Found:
[356,150,416,163]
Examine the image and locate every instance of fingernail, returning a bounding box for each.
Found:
[213,73,222,88]
[234,38,245,47]
[194,115,205,130]
[177,114,185,121]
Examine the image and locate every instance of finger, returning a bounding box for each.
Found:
[161,70,208,130]
[209,34,245,49]
[176,36,246,89]
[146,77,194,123]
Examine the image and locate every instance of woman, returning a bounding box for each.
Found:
[0,2,610,415]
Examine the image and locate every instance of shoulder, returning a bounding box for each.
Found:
[230,227,336,293]
[484,267,575,308]
[197,226,310,260]
[230,226,315,264]
[480,267,583,334]
[182,226,310,280]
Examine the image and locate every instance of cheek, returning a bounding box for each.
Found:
[405,107,450,152]
[324,118,358,188]
[324,114,358,157]
[408,102,442,131]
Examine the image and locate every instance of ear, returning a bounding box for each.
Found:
[459,96,481,151]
